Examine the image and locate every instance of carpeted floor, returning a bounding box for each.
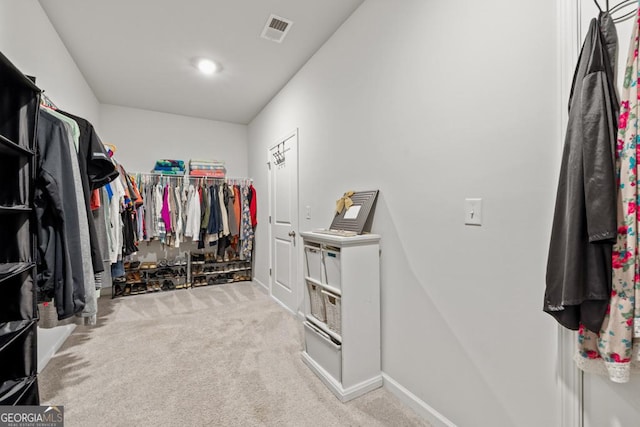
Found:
[38,282,430,426]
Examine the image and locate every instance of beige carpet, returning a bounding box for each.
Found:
[38,282,430,427]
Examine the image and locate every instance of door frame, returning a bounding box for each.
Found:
[266,128,300,315]
[557,1,584,427]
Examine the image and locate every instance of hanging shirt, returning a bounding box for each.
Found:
[577,8,640,383]
[185,184,201,240]
[544,12,618,333]
[173,184,184,247]
[227,184,238,237]
[108,177,125,263]
[57,111,118,275]
[233,185,242,235]
[161,184,172,233]
[219,183,230,236]
[35,111,86,319]
[249,185,258,227]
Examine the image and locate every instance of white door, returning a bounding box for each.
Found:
[268,130,299,314]
[576,3,640,427]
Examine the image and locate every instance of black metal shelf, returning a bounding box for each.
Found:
[0,206,31,215]
[0,320,34,353]
[191,267,251,276]
[0,134,33,158]
[0,262,34,285]
[0,375,37,405]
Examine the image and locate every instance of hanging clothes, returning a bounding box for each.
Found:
[249,184,258,227]
[544,12,618,333]
[35,111,87,320]
[240,184,254,261]
[57,110,118,275]
[185,184,201,240]
[576,8,640,383]
[227,184,238,237]
[107,177,126,263]
[173,184,184,247]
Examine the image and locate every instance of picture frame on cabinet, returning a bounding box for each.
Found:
[329,190,379,234]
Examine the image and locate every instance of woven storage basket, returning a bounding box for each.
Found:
[307,281,326,322]
[38,301,58,329]
[322,290,341,335]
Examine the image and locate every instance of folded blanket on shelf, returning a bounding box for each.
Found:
[189,165,226,171]
[189,169,226,178]
[154,166,185,172]
[151,170,185,176]
[155,159,185,170]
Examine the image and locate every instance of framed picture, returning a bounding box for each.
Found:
[329,190,379,234]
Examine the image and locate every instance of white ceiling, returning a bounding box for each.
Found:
[38,0,365,124]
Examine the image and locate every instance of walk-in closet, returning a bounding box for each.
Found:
[3,0,640,426]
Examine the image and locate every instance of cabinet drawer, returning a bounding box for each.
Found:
[322,248,341,290]
[304,321,341,382]
[304,244,322,282]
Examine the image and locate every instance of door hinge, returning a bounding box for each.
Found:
[269,216,272,224]
[267,162,271,170]
[269,268,272,276]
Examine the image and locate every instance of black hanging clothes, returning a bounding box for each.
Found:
[35,112,86,319]
[544,12,619,332]
[122,207,139,256]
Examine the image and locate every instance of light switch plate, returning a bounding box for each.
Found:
[464,198,482,226]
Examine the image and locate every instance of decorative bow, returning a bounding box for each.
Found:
[336,191,355,215]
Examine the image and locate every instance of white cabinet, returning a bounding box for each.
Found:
[300,231,381,402]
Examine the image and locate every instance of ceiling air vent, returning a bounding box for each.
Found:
[261,14,293,43]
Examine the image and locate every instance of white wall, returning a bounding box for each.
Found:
[248,1,560,426]
[0,0,100,127]
[99,104,248,176]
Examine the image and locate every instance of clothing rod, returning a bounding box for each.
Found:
[130,171,252,181]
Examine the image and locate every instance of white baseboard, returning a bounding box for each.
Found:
[253,277,269,292]
[382,373,457,427]
[37,324,76,373]
[302,351,383,402]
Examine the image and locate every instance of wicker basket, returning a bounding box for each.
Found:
[322,290,341,335]
[38,301,58,329]
[307,281,326,322]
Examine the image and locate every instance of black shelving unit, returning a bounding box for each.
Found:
[0,51,41,405]
[112,261,189,298]
[189,252,252,287]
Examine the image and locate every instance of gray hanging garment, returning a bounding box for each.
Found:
[544,12,619,332]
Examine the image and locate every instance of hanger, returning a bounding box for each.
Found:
[610,0,638,22]
[40,91,58,110]
[594,0,638,23]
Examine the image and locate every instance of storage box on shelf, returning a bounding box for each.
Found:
[189,252,252,287]
[112,258,188,298]
[0,52,41,405]
[300,231,381,403]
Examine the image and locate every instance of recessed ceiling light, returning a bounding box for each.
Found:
[196,58,218,75]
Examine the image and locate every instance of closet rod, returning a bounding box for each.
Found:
[132,171,252,182]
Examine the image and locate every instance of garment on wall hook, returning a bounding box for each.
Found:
[594,0,603,12]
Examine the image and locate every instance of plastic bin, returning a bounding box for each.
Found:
[304,244,322,281]
[322,247,341,290]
